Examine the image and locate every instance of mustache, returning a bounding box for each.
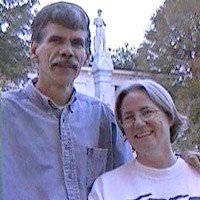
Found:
[51,57,78,69]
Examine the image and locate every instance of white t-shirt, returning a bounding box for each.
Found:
[88,157,200,200]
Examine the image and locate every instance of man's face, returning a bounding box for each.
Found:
[31,23,88,89]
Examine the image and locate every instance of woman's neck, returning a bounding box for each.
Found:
[136,150,178,169]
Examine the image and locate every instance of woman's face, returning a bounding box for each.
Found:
[121,89,172,156]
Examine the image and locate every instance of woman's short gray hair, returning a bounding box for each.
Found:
[115,79,187,143]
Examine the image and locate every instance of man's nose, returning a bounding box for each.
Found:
[59,44,74,57]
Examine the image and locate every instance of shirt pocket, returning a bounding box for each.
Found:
[86,147,108,191]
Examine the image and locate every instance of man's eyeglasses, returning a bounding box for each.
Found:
[121,108,159,129]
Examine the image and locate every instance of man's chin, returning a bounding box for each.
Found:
[53,80,73,88]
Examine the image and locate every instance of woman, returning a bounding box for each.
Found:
[89,79,200,200]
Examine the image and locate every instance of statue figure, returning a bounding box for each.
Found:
[94,9,106,53]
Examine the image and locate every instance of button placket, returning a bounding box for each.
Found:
[60,110,81,200]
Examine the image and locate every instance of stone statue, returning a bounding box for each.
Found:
[94,9,106,53]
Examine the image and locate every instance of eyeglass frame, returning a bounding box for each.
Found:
[120,107,159,129]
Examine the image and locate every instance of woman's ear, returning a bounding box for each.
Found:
[168,115,174,127]
[30,41,39,64]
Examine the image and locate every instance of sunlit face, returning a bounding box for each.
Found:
[31,23,88,90]
[121,89,172,156]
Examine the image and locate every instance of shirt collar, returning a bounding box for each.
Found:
[25,77,77,114]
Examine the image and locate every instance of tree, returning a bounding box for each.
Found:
[172,55,200,152]
[142,0,200,76]
[111,0,200,151]
[140,0,200,151]
[111,43,137,70]
[0,0,38,84]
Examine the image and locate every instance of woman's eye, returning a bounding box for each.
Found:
[124,115,134,121]
[142,109,154,117]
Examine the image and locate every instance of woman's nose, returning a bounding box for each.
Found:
[134,115,146,129]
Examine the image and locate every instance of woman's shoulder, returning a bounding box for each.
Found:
[178,157,200,178]
[96,159,136,183]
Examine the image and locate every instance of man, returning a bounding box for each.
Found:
[2,2,132,200]
[2,1,200,200]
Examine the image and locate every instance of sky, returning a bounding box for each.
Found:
[38,0,165,51]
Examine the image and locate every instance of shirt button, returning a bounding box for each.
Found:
[64,144,70,150]
[68,174,72,179]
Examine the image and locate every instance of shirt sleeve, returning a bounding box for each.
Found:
[99,103,133,169]
[112,119,133,168]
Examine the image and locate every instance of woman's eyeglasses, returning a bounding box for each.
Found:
[121,108,159,129]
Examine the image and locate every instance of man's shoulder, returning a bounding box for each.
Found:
[77,92,106,104]
[76,92,113,112]
[2,88,26,103]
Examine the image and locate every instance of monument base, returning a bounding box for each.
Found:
[92,52,113,72]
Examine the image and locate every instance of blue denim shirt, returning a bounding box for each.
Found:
[2,78,132,200]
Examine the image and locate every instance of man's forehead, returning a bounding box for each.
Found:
[42,23,87,38]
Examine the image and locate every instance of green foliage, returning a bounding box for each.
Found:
[138,0,200,151]
[111,43,137,70]
[0,0,39,82]
[143,0,200,76]
[172,56,200,152]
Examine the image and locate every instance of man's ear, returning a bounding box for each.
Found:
[30,41,39,64]
[83,51,90,67]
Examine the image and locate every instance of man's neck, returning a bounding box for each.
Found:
[35,81,73,106]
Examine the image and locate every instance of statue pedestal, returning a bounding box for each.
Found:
[92,52,113,71]
[92,52,114,108]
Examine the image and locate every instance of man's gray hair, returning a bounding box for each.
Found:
[31,1,91,54]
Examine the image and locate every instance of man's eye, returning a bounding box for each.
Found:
[72,39,84,47]
[49,36,62,43]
